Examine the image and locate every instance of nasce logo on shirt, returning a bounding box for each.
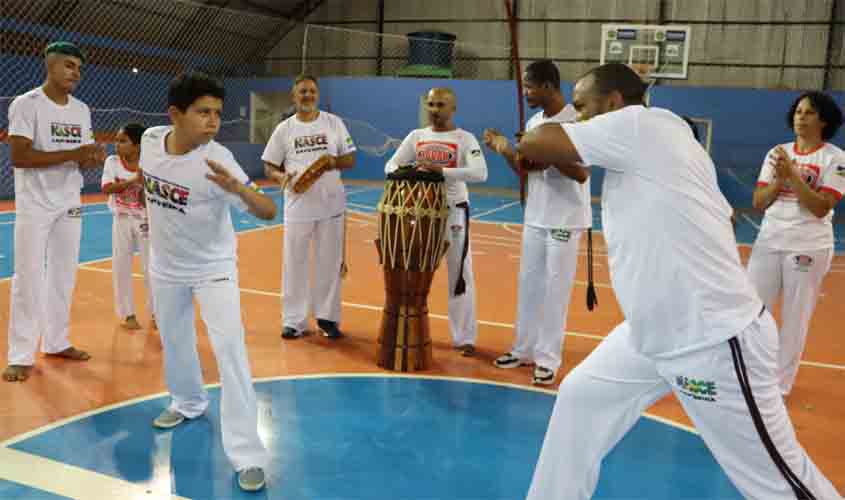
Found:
[51,122,82,144]
[144,174,190,214]
[294,134,329,154]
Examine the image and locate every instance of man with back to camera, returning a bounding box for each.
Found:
[517,63,841,500]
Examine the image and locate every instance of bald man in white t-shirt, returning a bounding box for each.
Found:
[518,63,841,500]
[385,87,488,356]
[4,42,106,383]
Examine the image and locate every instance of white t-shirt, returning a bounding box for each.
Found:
[140,126,251,283]
[8,87,93,214]
[524,105,592,230]
[385,127,488,204]
[754,142,845,252]
[261,111,356,223]
[561,105,762,359]
[101,155,146,218]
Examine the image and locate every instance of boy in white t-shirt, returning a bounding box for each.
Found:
[517,63,841,500]
[262,75,356,340]
[142,71,275,492]
[101,123,155,330]
[385,87,488,355]
[749,91,845,396]
[484,60,592,385]
[4,41,106,383]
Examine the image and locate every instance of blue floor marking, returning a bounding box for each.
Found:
[6,377,742,500]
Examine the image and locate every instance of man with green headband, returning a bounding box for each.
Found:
[4,41,105,382]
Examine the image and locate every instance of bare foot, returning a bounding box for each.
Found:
[46,347,91,361]
[2,365,32,382]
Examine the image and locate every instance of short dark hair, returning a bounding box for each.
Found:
[581,63,647,106]
[44,41,85,63]
[525,59,560,89]
[168,71,225,112]
[294,74,319,89]
[786,91,843,141]
[120,123,147,145]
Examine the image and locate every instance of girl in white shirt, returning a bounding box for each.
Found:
[101,123,155,330]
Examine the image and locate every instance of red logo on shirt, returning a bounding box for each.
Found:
[779,163,820,199]
[115,180,144,210]
[416,141,458,168]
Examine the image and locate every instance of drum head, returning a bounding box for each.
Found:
[386,166,444,183]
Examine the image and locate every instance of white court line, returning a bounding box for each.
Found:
[4,199,842,371]
[0,447,188,500]
[343,186,381,197]
[470,232,521,243]
[0,256,115,284]
[73,267,842,370]
[741,213,761,230]
[0,372,696,448]
[347,202,378,211]
[79,265,615,291]
[0,374,699,500]
[502,223,521,235]
[0,209,113,225]
[472,200,521,219]
[471,239,520,249]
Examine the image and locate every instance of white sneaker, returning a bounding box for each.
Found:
[238,467,266,491]
[152,409,186,429]
[493,352,528,369]
[533,366,556,385]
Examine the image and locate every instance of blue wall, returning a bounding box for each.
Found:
[320,77,522,189]
[4,52,844,208]
[650,86,845,206]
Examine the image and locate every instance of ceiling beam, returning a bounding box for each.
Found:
[227,0,326,76]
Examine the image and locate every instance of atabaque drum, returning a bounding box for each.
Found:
[374,167,449,371]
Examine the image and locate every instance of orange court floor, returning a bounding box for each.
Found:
[0,188,843,492]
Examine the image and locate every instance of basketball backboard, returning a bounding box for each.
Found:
[600,24,691,80]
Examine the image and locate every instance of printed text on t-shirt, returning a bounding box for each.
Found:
[294,134,329,154]
[144,173,190,214]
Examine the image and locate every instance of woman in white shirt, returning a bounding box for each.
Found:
[748,91,845,396]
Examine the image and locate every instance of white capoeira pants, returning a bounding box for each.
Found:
[153,273,269,471]
[283,214,344,331]
[111,214,154,319]
[747,246,833,395]
[511,225,582,371]
[527,311,841,500]
[8,208,82,365]
[445,202,478,347]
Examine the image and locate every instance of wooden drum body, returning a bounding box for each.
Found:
[375,169,449,371]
